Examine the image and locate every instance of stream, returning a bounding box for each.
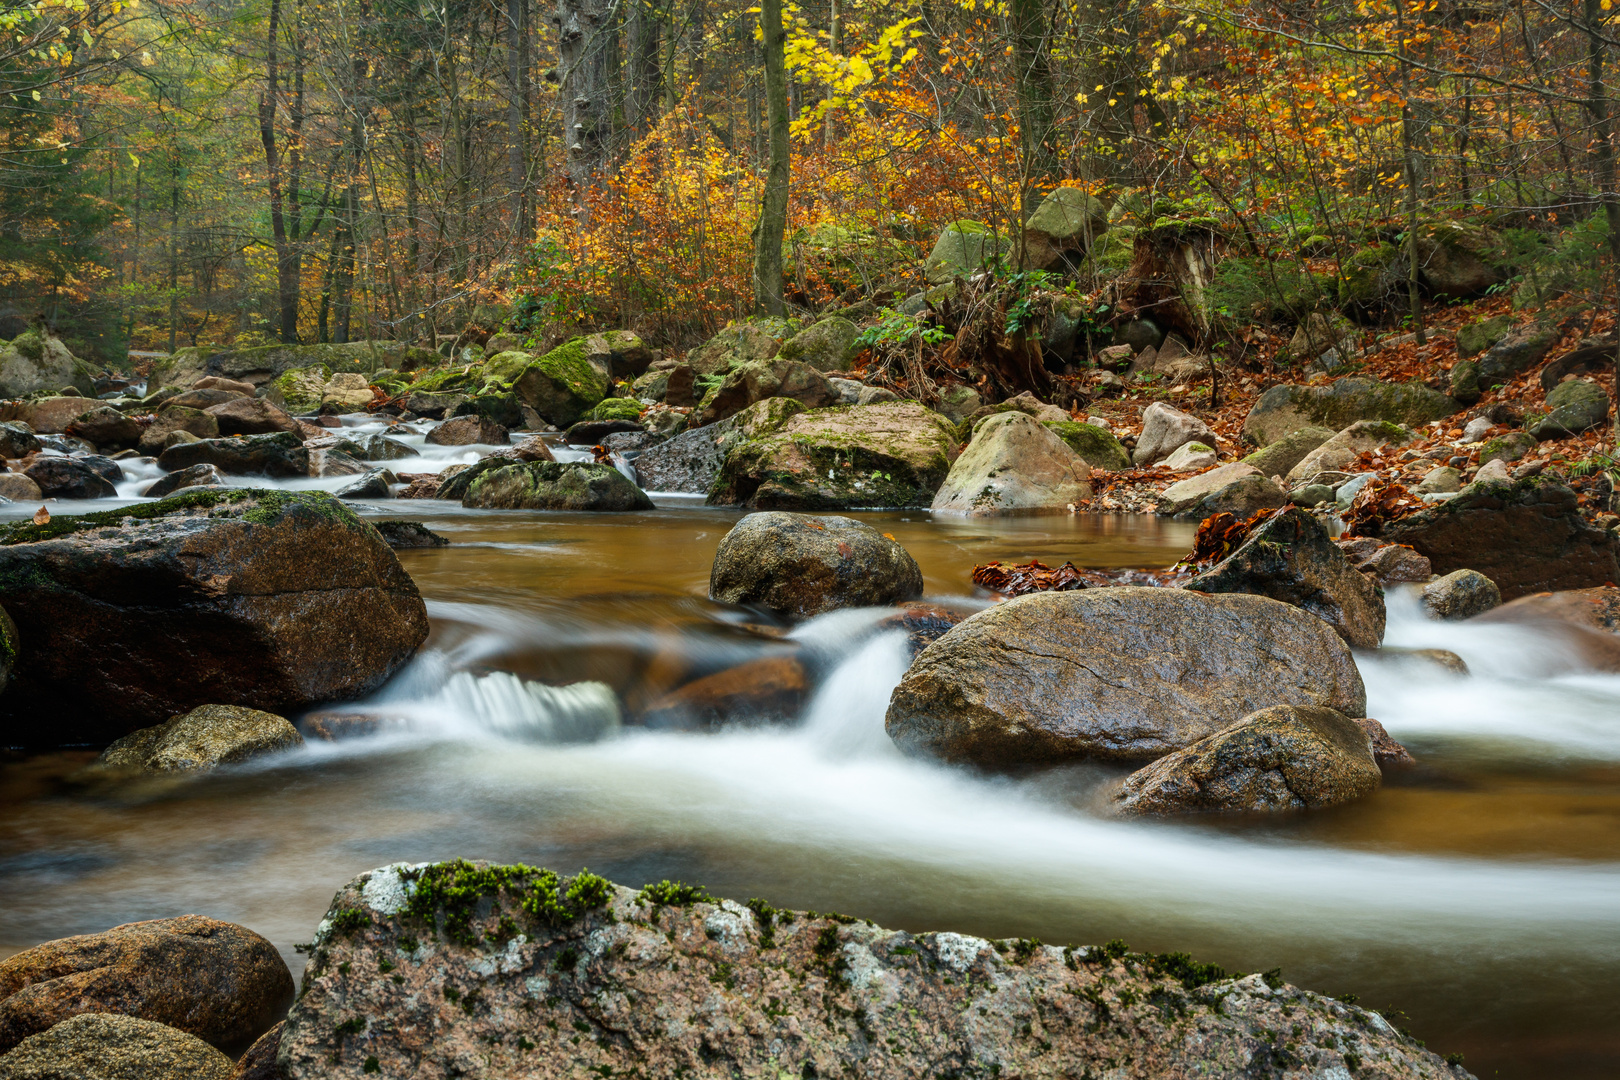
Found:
[2,414,1618,1078]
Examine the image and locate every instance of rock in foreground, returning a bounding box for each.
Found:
[1112,705,1382,816]
[886,588,1365,766]
[0,489,429,746]
[0,1013,233,1080]
[276,862,1471,1080]
[94,704,303,773]
[0,916,292,1053]
[710,511,922,617]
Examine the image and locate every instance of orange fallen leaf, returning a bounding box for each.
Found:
[32,506,49,525]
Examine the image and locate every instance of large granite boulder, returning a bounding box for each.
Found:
[1239,425,1335,480]
[137,406,219,454]
[634,424,726,493]
[710,402,959,510]
[776,317,860,372]
[1530,378,1609,439]
[1286,420,1417,485]
[272,862,1468,1080]
[1156,463,1286,519]
[1380,477,1620,601]
[94,704,303,773]
[885,587,1365,766]
[924,219,1006,283]
[23,457,118,499]
[1186,507,1385,648]
[1043,421,1130,470]
[694,358,838,427]
[1021,187,1109,270]
[1242,378,1459,447]
[1476,326,1558,385]
[1111,705,1382,816]
[204,396,300,436]
[932,412,1091,514]
[155,432,308,477]
[709,511,922,617]
[1132,401,1216,466]
[64,406,142,450]
[0,1013,233,1080]
[0,916,292,1052]
[460,461,654,511]
[0,331,97,399]
[0,489,429,745]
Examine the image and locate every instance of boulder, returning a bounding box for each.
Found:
[156,432,308,477]
[1421,569,1502,620]
[0,474,42,502]
[934,384,982,423]
[1111,705,1381,816]
[1337,538,1431,585]
[1185,507,1386,648]
[505,339,611,427]
[399,389,464,420]
[585,396,644,423]
[204,397,300,437]
[1132,402,1216,466]
[370,520,449,549]
[0,422,41,459]
[1287,312,1354,361]
[64,406,142,450]
[1476,326,1558,385]
[335,471,392,500]
[582,330,653,380]
[931,412,1091,515]
[449,390,524,430]
[1414,466,1461,494]
[1382,478,1618,601]
[1161,441,1217,471]
[1477,431,1536,467]
[776,317,860,372]
[1156,462,1274,517]
[1455,315,1510,358]
[0,331,97,399]
[885,588,1365,766]
[0,396,98,435]
[1415,222,1506,298]
[23,457,117,499]
[694,358,838,427]
[232,1022,283,1080]
[1355,715,1419,767]
[461,461,654,511]
[1531,379,1609,439]
[166,388,246,410]
[1286,420,1417,485]
[1239,425,1335,480]
[640,655,810,728]
[1473,458,1513,484]
[923,219,1005,284]
[565,418,643,445]
[710,402,959,510]
[709,511,922,618]
[0,1013,233,1080]
[1043,421,1130,470]
[1241,378,1460,447]
[1449,360,1481,405]
[137,407,219,454]
[635,424,727,494]
[94,704,303,773]
[0,915,292,1052]
[1021,187,1109,270]
[0,489,429,746]
[684,320,789,376]
[273,863,1471,1080]
[140,463,225,498]
[1476,585,1620,634]
[309,447,369,478]
[1117,318,1165,353]
[195,375,256,395]
[425,415,509,446]
[355,434,413,461]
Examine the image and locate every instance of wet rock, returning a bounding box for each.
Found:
[0,422,41,459]
[710,511,922,618]
[1287,420,1417,485]
[204,397,300,437]
[1421,569,1502,620]
[1186,507,1385,649]
[635,425,725,494]
[461,461,654,511]
[1476,325,1558,384]
[1379,648,1470,677]
[483,434,557,465]
[1478,585,1620,635]
[1160,441,1217,471]
[0,915,293,1052]
[1111,705,1381,816]
[137,407,219,454]
[370,520,449,549]
[1340,539,1431,585]
[308,447,369,478]
[0,474,42,502]
[231,1021,283,1080]
[1131,401,1216,466]
[1239,425,1335,480]
[505,339,610,427]
[156,432,308,478]
[640,655,810,727]
[0,396,98,434]
[355,433,413,461]
[1157,462,1264,516]
[874,600,979,657]
[1355,716,1417,767]
[167,388,246,410]
[425,414,508,446]
[195,375,256,396]
[931,412,1091,515]
[600,430,662,452]
[0,489,429,746]
[710,402,959,510]
[64,406,142,450]
[277,864,1470,1080]
[320,372,375,412]
[564,418,643,445]
[140,463,225,498]
[23,457,117,499]
[399,390,464,419]
[94,704,303,773]
[1530,379,1609,439]
[1241,378,1460,447]
[1042,421,1130,470]
[0,1013,234,1080]
[694,358,839,427]
[885,588,1365,766]
[1383,478,1619,601]
[335,471,392,500]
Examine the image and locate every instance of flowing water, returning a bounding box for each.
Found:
[3,419,1618,1078]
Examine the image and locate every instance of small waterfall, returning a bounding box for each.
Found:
[382,669,621,744]
[800,630,911,759]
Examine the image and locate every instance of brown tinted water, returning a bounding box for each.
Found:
[1,500,1617,1079]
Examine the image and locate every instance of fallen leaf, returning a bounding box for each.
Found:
[32,506,49,525]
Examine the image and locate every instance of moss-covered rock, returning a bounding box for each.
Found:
[268,365,331,414]
[1242,377,1460,447]
[0,330,98,399]
[924,219,1006,284]
[1416,221,1509,298]
[694,358,839,427]
[1022,188,1110,270]
[685,320,793,376]
[1043,421,1130,470]
[776,317,860,373]
[499,338,610,427]
[1239,425,1336,479]
[462,461,654,511]
[1455,315,1511,358]
[1450,360,1481,405]
[1477,326,1559,385]
[450,390,523,429]
[1531,379,1610,438]
[204,341,436,385]
[1477,430,1537,466]
[590,396,644,423]
[1337,243,1403,314]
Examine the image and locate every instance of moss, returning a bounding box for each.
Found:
[535,338,603,400]
[1044,421,1131,470]
[639,880,714,907]
[0,487,360,546]
[589,397,643,423]
[409,365,483,394]
[10,330,43,361]
[1338,243,1402,309]
[400,860,614,948]
[329,908,372,936]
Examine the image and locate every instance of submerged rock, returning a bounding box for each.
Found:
[1186,507,1385,649]
[1111,705,1381,816]
[710,511,922,618]
[370,519,449,549]
[885,588,1365,766]
[274,862,1471,1080]
[0,488,429,746]
[94,704,302,773]
[461,461,654,511]
[0,1013,233,1080]
[639,655,809,727]
[0,915,292,1053]
[931,412,1091,514]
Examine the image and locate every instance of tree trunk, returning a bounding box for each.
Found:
[626,0,661,136]
[1010,0,1056,209]
[1397,0,1425,345]
[259,0,301,343]
[168,163,180,354]
[751,0,788,317]
[507,0,529,228]
[555,0,616,201]
[1581,0,1620,440]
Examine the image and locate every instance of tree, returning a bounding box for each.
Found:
[751,0,788,316]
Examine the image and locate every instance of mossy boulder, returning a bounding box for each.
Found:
[583,330,654,380]
[589,396,644,423]
[268,365,331,414]
[932,412,1092,515]
[776,317,860,373]
[685,320,793,376]
[1455,315,1511,358]
[0,330,97,398]
[710,401,960,510]
[1477,430,1537,466]
[1080,226,1136,278]
[694,358,839,427]
[1242,377,1460,447]
[1450,360,1482,405]
[461,461,654,511]
[1336,243,1403,314]
[1531,379,1610,439]
[450,391,523,429]
[1043,420,1130,470]
[202,341,436,386]
[1477,326,1559,385]
[1239,425,1336,479]
[1287,420,1418,485]
[924,219,1006,284]
[502,338,611,428]
[1022,187,1110,270]
[1415,221,1509,298]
